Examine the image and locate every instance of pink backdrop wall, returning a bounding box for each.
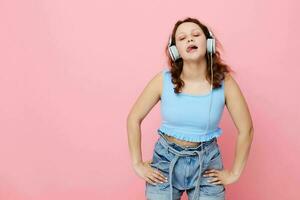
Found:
[0,0,299,199]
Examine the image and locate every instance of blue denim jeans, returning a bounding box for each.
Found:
[145,131,225,200]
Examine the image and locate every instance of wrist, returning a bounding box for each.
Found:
[230,170,241,179]
[132,161,143,167]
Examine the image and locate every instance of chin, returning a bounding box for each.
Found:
[183,54,202,61]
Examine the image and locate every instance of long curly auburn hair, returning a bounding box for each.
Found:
[165,17,235,94]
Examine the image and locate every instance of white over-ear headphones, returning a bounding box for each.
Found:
[167,30,215,62]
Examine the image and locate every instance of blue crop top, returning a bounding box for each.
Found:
[157,68,226,142]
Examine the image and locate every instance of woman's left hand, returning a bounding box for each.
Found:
[203,169,239,186]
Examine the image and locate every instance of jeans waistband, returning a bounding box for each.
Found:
[157,130,217,153]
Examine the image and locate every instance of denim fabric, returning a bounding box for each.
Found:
[145,131,225,200]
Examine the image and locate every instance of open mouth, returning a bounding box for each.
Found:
[186,45,198,53]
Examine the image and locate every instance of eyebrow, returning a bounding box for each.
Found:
[177,28,201,36]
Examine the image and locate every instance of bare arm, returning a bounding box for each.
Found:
[224,73,254,178]
[127,71,162,167]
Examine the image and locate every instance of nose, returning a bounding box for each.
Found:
[187,37,194,42]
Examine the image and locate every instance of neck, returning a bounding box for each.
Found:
[181,58,208,81]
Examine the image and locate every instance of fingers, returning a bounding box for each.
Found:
[145,159,153,164]
[212,180,222,185]
[207,177,218,182]
[149,173,166,184]
[207,178,223,185]
[152,169,168,181]
[203,169,223,185]
[145,177,157,185]
[144,162,168,180]
[145,168,168,185]
[204,169,219,174]
[203,169,219,177]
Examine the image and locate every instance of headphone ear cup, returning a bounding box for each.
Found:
[168,45,181,61]
[206,38,216,54]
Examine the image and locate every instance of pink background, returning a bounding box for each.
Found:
[0,0,299,199]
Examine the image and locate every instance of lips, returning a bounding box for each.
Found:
[186,44,198,53]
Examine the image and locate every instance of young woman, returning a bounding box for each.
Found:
[127,17,254,200]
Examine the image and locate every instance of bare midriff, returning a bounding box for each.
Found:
[163,133,202,148]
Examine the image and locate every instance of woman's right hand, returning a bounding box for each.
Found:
[132,160,168,185]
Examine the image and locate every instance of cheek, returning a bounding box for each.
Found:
[200,40,207,50]
[196,41,208,53]
[176,44,185,54]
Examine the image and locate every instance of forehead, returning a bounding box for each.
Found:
[175,22,203,36]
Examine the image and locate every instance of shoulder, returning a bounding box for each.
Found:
[147,69,165,99]
[223,72,241,105]
[224,72,234,83]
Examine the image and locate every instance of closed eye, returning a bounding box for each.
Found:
[179,34,200,40]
